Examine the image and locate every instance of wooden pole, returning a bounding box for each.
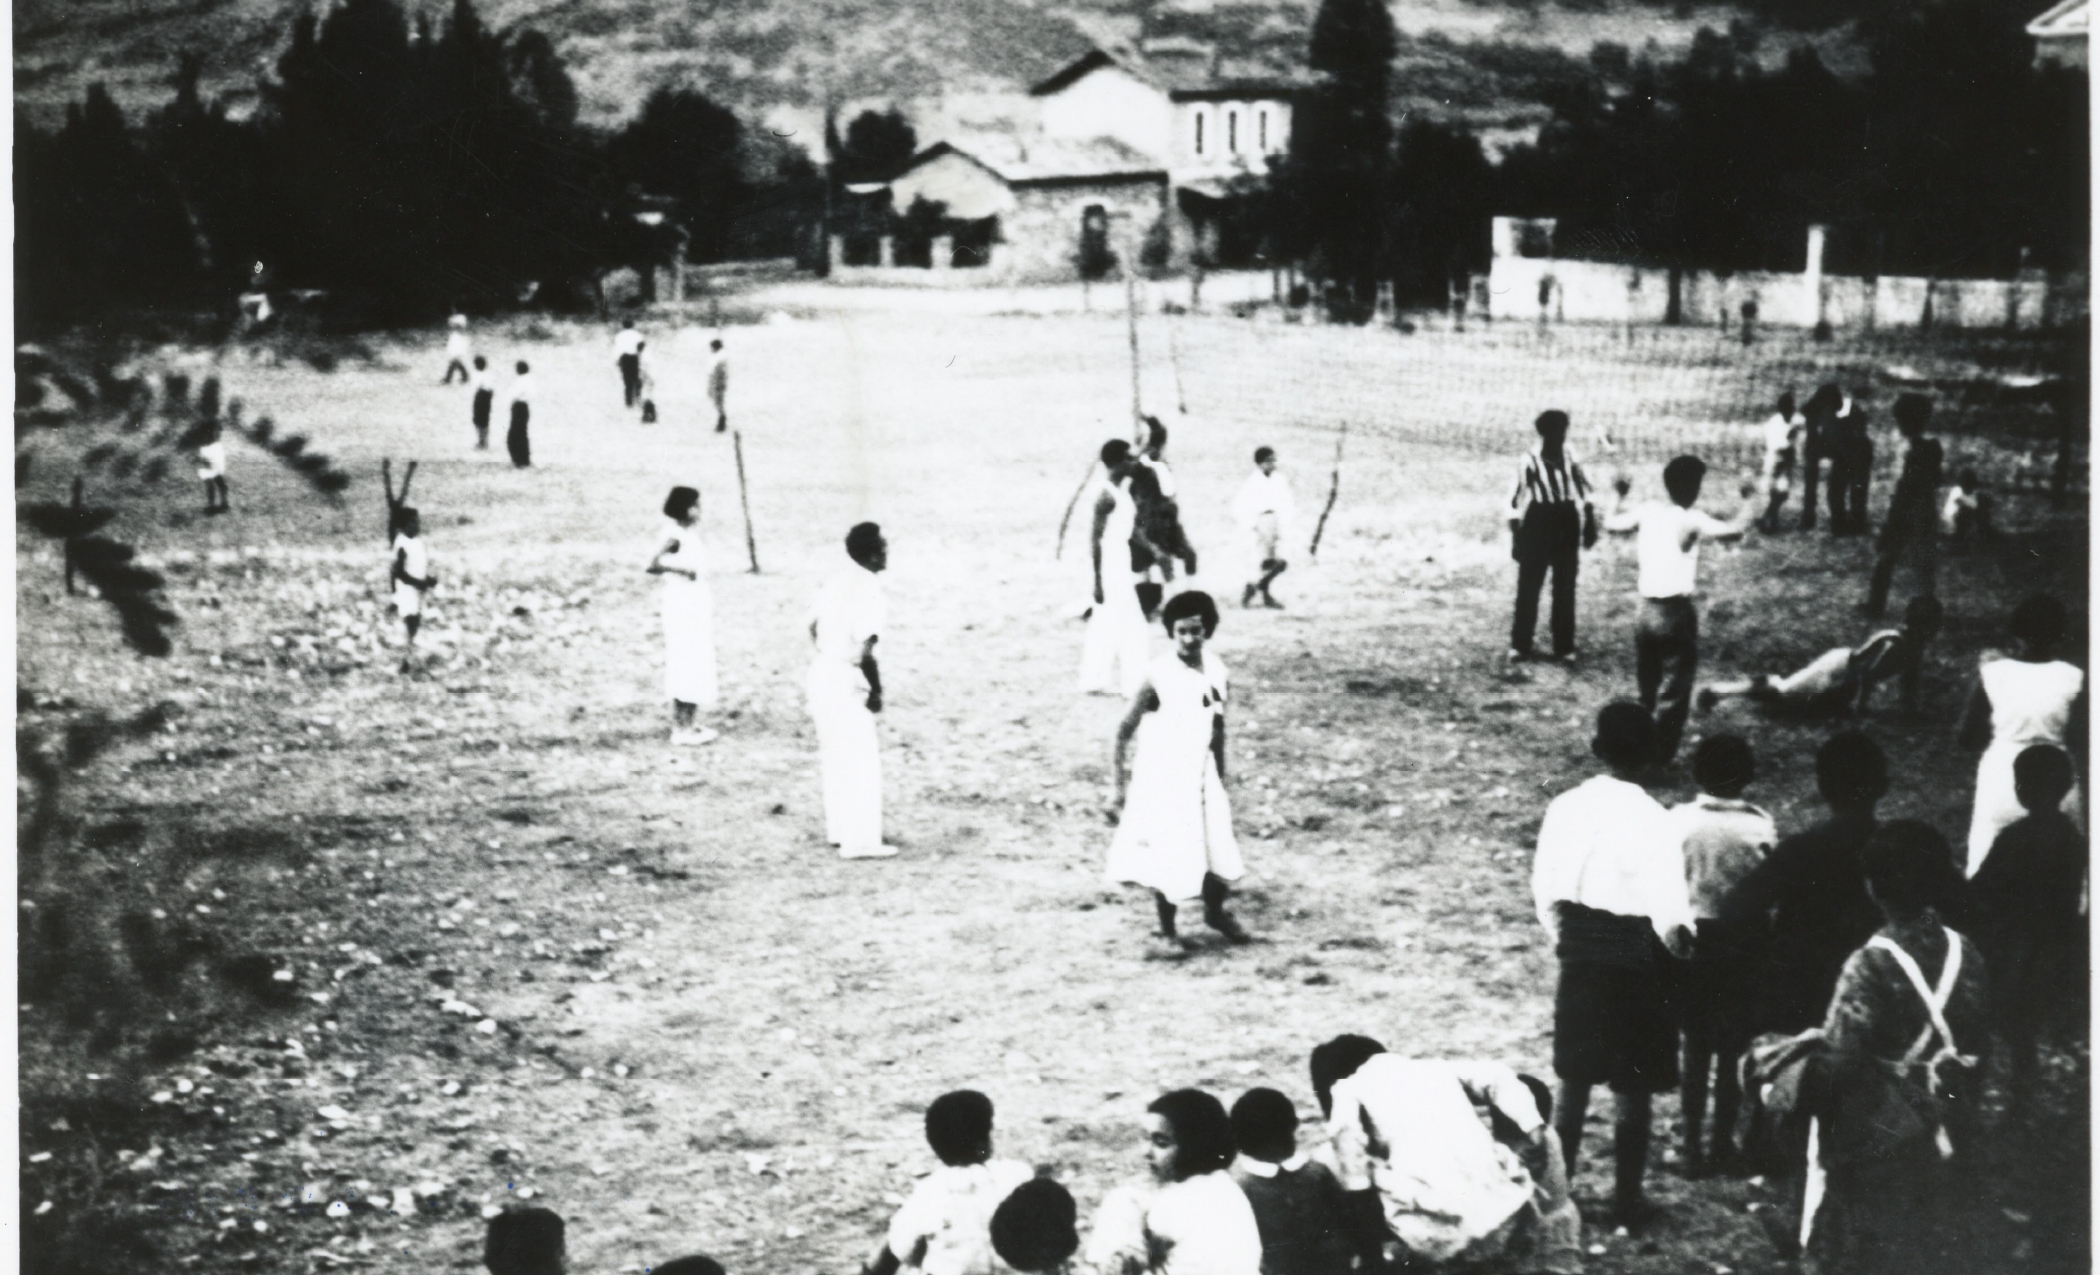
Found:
[64,476,82,595]
[1055,458,1100,560]
[1124,219,1143,437]
[732,429,760,573]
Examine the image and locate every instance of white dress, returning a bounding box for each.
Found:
[1967,656,2084,875]
[1106,650,1244,901]
[657,519,719,709]
[1080,478,1152,696]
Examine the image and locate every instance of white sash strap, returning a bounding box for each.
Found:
[1866,927,1975,1159]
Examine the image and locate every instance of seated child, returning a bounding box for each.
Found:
[1668,735,1776,1176]
[1084,1089,1263,1275]
[1226,1088,1354,1275]
[1969,744,2089,1116]
[1697,595,1942,718]
[485,1206,565,1275]
[1310,1035,1579,1273]
[867,1091,1034,1275]
[1941,469,1992,543]
[990,1178,1081,1274]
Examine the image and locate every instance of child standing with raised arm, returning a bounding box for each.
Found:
[865,1090,1034,1275]
[390,507,437,655]
[1604,456,1756,766]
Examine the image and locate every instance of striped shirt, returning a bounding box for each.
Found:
[1507,446,1592,519]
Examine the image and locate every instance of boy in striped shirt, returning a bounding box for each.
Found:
[1506,410,1596,665]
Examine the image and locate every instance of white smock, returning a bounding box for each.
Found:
[1968,656,2085,874]
[1079,477,1152,696]
[657,518,719,709]
[1106,650,1244,901]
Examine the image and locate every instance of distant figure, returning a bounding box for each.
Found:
[484,1205,564,1275]
[237,260,274,333]
[1866,393,1942,616]
[507,361,535,468]
[810,523,895,859]
[390,506,436,653]
[1940,469,1993,544]
[646,486,720,746]
[1756,391,1803,532]
[1505,409,1596,665]
[708,338,729,433]
[1133,418,1198,609]
[469,355,495,449]
[197,418,230,515]
[1824,388,1874,536]
[614,317,646,409]
[1232,447,1296,609]
[1738,297,1758,345]
[443,312,472,384]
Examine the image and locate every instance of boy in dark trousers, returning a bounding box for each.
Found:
[1866,392,1942,617]
[1970,744,2088,1118]
[469,355,495,449]
[1228,1088,1356,1275]
[1506,409,1597,665]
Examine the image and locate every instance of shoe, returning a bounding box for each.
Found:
[1608,1195,1666,1231]
[1205,909,1253,944]
[839,843,900,860]
[671,727,719,746]
[1507,648,1534,665]
[1241,584,1258,607]
[1260,596,1284,610]
[1695,688,1719,713]
[1550,651,1577,668]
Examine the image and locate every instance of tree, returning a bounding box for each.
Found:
[1387,119,1494,306]
[606,88,750,263]
[1296,0,1398,316]
[835,108,918,183]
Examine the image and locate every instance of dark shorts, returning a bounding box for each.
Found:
[1676,919,1760,1037]
[1554,957,1680,1094]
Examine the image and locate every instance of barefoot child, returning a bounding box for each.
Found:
[865,1090,1033,1275]
[1084,1090,1263,1275]
[390,507,437,651]
[1108,591,1250,947]
[1227,1088,1354,1275]
[1698,596,1943,719]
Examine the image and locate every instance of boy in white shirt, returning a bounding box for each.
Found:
[1532,702,1694,1226]
[443,312,472,384]
[1232,447,1295,609]
[390,507,437,653]
[811,523,896,859]
[867,1090,1035,1275]
[707,338,729,433]
[1756,391,1802,532]
[613,318,646,409]
[1604,455,1756,765]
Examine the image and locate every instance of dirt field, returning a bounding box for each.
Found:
[16,305,2089,1274]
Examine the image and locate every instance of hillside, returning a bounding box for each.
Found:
[15,0,1853,144]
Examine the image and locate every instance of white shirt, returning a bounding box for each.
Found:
[1086,1171,1262,1275]
[613,328,644,357]
[1626,502,1735,599]
[1669,795,1776,919]
[812,562,887,669]
[1762,412,1801,460]
[1232,470,1295,534]
[470,365,494,394]
[1326,1055,1541,1262]
[1532,774,1694,942]
[392,534,429,587]
[510,372,536,404]
[446,329,471,358]
[886,1159,1034,1275]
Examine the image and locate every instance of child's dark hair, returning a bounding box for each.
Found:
[924,1089,995,1166]
[1146,1089,1236,1178]
[1228,1087,1299,1162]
[990,1178,1080,1273]
[1102,439,1132,466]
[1691,734,1755,794]
[484,1205,565,1275]
[650,1258,726,1275]
[516,360,530,374]
[1777,390,1796,416]
[1903,595,1944,637]
[1534,409,1570,437]
[2008,594,2067,656]
[1662,455,1707,504]
[2013,744,2077,811]
[1254,446,1275,464]
[1814,731,1888,809]
[394,505,420,534]
[845,521,884,564]
[1861,819,1954,915]
[1486,1073,1556,1145]
[474,355,487,369]
[664,486,700,521]
[1956,468,1981,490]
[1159,589,1219,637]
[1892,393,1933,430]
[1146,417,1168,449]
[1309,1034,1386,1117]
[1591,701,1656,774]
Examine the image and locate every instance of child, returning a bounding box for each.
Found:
[1697,595,1943,719]
[1866,392,1942,617]
[507,361,535,468]
[1756,391,1802,532]
[1505,408,1596,665]
[810,523,895,860]
[1960,593,2085,875]
[1084,1089,1263,1275]
[1081,441,1156,698]
[1108,591,1249,947]
[1227,1088,1354,1275]
[390,507,437,653]
[470,355,495,449]
[1135,418,1198,590]
[1530,703,1693,1226]
[708,338,729,433]
[614,317,646,409]
[990,1179,1080,1275]
[866,1090,1033,1275]
[647,487,719,746]
[1309,1035,1579,1271]
[1232,448,1296,609]
[1603,456,1755,765]
[485,1205,565,1275]
[1941,468,1992,544]
[1969,744,2088,1116]
[197,418,230,514]
[443,312,472,384]
[1668,734,1775,1176]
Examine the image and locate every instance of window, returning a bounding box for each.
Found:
[1228,109,1239,154]
[1194,110,1205,157]
[1259,109,1269,152]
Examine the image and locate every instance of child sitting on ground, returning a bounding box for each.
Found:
[485,1205,565,1275]
[990,1178,1081,1274]
[1969,744,2089,1118]
[1941,468,1993,544]
[1697,595,1942,719]
[867,1090,1034,1275]
[1227,1087,1353,1275]
[1084,1089,1263,1275]
[1668,735,1776,1176]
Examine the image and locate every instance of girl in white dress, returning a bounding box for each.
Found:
[1080,451,1154,697]
[646,486,720,746]
[1107,590,1250,946]
[1961,593,2084,874]
[1084,1089,1263,1275]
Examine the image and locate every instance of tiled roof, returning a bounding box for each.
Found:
[2028,0,2088,36]
[913,134,1167,183]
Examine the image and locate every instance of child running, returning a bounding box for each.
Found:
[865,1090,1034,1275]
[1226,1088,1354,1275]
[1232,448,1296,609]
[1697,596,1943,719]
[390,506,437,657]
[1107,590,1250,948]
[1084,1089,1263,1275]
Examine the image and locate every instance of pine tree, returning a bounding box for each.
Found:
[1297,0,1397,317]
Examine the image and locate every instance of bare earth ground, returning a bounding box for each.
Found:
[16,308,2089,1274]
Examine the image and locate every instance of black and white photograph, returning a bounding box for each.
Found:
[11,0,2090,1270]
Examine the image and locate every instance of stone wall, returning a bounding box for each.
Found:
[1000,177,1176,283]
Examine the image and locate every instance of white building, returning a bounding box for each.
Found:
[2027,0,2088,69]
